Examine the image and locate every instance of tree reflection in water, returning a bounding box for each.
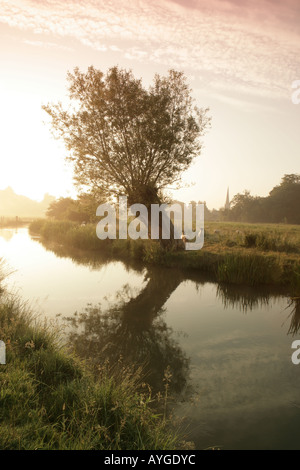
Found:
[216,283,272,312]
[34,236,300,394]
[217,282,300,336]
[286,297,300,336]
[64,267,191,396]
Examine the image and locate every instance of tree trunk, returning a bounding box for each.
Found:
[127,185,185,251]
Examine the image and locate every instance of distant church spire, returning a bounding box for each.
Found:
[225,187,230,210]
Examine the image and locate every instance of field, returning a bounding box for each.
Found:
[203,221,300,254]
[205,221,300,243]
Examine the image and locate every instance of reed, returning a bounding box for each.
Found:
[0,287,186,450]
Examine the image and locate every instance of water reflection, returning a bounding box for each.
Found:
[38,238,144,273]
[217,283,300,335]
[216,284,271,312]
[286,298,300,336]
[64,267,190,395]
[32,234,300,393]
[0,229,14,242]
[1,229,299,448]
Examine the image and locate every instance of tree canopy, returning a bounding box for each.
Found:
[224,174,300,224]
[43,66,210,206]
[46,193,101,223]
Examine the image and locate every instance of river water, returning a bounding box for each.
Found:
[0,227,300,449]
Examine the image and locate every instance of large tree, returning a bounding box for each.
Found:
[43,66,210,207]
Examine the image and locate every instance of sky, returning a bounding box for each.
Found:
[0,0,299,210]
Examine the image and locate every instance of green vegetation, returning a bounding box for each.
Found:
[43,67,210,209]
[29,219,300,294]
[0,279,188,450]
[43,66,211,248]
[46,194,101,223]
[223,174,300,224]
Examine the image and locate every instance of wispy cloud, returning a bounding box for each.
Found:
[0,0,299,100]
[23,38,73,51]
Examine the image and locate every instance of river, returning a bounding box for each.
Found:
[0,227,299,449]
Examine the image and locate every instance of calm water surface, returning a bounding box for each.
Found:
[1,227,300,449]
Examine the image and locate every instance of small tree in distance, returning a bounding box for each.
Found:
[46,194,101,223]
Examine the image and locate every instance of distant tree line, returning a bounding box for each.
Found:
[46,193,101,223]
[47,174,300,226]
[222,174,300,224]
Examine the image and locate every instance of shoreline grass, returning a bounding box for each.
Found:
[0,288,189,450]
[29,219,300,295]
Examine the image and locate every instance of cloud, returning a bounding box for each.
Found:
[0,0,299,100]
[124,47,148,61]
[23,38,73,51]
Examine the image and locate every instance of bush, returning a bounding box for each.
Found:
[244,233,258,248]
[243,232,299,253]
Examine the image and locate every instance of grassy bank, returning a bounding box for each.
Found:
[29,219,300,294]
[0,287,187,450]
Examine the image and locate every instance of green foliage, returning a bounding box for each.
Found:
[46,194,102,223]
[244,233,258,248]
[43,66,210,205]
[30,220,103,250]
[143,241,166,264]
[217,254,280,286]
[243,232,299,253]
[0,290,185,450]
[226,174,300,224]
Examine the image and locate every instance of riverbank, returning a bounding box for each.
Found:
[29,219,300,295]
[0,217,36,229]
[0,285,187,450]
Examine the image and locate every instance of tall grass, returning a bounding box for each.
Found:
[30,220,149,261]
[216,254,281,286]
[243,232,299,253]
[0,287,188,450]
